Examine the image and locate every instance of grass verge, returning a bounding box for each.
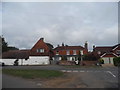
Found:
[2,69,64,79]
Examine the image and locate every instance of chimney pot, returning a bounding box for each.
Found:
[40,38,44,41]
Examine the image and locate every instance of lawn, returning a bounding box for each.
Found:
[2,69,64,79]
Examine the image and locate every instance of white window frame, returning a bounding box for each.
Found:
[98,51,101,55]
[56,51,59,55]
[73,50,76,55]
[36,48,44,53]
[67,50,70,55]
[80,50,83,55]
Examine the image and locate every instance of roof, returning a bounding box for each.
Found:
[54,46,85,50]
[93,46,113,53]
[101,53,118,57]
[2,50,30,59]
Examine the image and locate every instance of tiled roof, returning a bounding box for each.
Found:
[2,50,30,59]
[54,46,85,50]
[94,46,112,53]
[100,52,118,57]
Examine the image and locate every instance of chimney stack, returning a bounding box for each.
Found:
[40,38,44,41]
[57,44,60,47]
[62,42,64,47]
[84,41,88,50]
[93,45,95,51]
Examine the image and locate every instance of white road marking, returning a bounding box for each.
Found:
[73,70,78,72]
[61,70,66,72]
[37,83,42,86]
[107,71,116,77]
[67,70,72,72]
[80,71,85,72]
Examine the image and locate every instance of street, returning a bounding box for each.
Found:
[2,65,119,88]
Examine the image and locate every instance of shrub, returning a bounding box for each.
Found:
[98,58,104,64]
[113,57,120,66]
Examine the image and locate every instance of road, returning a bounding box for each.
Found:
[2,65,119,88]
[2,74,41,88]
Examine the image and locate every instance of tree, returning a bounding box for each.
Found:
[0,36,19,53]
[113,57,120,66]
[82,52,100,61]
[1,36,8,52]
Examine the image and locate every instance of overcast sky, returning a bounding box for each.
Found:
[2,2,118,50]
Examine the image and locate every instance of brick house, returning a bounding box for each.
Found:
[53,42,88,62]
[93,44,120,64]
[29,38,54,65]
[1,38,54,65]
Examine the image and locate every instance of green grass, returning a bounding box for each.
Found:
[2,69,64,79]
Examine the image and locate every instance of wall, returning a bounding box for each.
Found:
[24,56,50,65]
[102,57,114,64]
[1,56,50,65]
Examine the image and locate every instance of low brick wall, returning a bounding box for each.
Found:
[58,60,98,66]
[82,61,98,66]
[59,60,75,65]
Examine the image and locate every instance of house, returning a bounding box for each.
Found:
[53,42,88,62]
[1,38,54,65]
[29,38,54,65]
[1,50,30,65]
[93,44,120,64]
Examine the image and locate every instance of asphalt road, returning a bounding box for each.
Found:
[2,65,119,88]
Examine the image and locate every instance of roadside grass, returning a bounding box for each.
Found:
[2,69,64,79]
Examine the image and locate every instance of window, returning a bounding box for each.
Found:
[97,51,101,55]
[80,50,83,55]
[36,49,44,53]
[73,50,76,55]
[67,50,70,55]
[116,50,120,54]
[56,51,59,55]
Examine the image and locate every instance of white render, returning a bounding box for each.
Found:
[1,56,50,65]
[102,57,114,64]
[0,59,16,65]
[24,56,50,65]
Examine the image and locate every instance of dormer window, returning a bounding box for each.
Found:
[36,49,44,53]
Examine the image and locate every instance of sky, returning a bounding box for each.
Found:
[2,2,118,51]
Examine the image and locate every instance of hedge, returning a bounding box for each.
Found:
[113,57,120,66]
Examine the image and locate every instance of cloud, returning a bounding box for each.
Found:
[2,2,118,50]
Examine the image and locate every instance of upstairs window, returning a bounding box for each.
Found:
[80,50,83,55]
[66,50,70,55]
[36,49,44,53]
[116,50,120,54]
[56,51,59,55]
[97,51,101,55]
[73,50,76,55]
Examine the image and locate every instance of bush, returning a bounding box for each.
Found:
[113,57,120,66]
[99,58,104,64]
[82,53,100,61]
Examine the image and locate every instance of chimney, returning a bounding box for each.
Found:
[84,41,88,50]
[40,38,44,41]
[93,45,95,51]
[62,42,64,47]
[57,44,60,47]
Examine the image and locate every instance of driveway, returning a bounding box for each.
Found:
[2,65,119,88]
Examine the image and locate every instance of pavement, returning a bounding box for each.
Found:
[1,65,119,88]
